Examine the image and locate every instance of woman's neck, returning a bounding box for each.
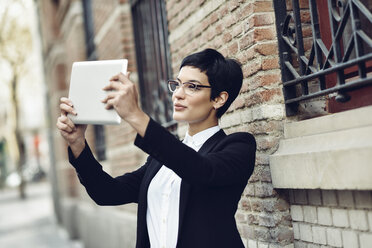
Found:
[187,119,218,136]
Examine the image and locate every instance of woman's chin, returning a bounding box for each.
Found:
[173,113,187,123]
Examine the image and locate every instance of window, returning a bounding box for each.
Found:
[273,0,372,116]
[82,0,106,160]
[131,0,174,129]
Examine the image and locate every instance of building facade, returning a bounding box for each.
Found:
[36,0,372,247]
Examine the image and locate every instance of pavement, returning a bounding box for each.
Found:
[0,181,83,248]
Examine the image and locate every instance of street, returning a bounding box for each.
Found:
[0,181,83,248]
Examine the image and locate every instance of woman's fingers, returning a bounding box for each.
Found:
[109,72,131,84]
[60,97,73,105]
[102,79,124,92]
[57,114,76,132]
[56,117,73,133]
[101,91,117,103]
[60,102,77,116]
[104,98,116,110]
[60,97,76,116]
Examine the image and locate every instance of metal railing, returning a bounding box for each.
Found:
[273,0,372,115]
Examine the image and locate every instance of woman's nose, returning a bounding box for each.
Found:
[173,85,186,99]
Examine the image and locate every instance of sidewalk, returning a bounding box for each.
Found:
[0,181,83,248]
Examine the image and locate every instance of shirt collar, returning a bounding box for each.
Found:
[183,126,221,151]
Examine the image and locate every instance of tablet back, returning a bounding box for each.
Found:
[68,59,127,125]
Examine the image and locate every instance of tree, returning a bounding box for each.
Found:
[0,0,33,198]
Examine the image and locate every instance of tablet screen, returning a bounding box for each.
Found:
[67,59,127,125]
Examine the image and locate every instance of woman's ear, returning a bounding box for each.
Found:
[213,91,229,110]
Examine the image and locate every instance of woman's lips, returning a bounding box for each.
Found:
[174,104,186,111]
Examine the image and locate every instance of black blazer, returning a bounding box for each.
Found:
[69,118,256,248]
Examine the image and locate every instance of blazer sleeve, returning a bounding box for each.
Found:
[68,141,148,205]
[134,118,256,186]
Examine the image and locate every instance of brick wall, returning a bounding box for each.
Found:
[39,1,372,247]
[90,0,146,178]
[289,189,372,248]
[166,1,292,247]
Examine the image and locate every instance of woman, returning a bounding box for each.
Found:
[57,48,256,248]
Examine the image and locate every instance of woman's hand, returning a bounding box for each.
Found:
[56,97,87,157]
[102,73,149,137]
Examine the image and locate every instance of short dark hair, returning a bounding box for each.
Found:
[180,48,243,118]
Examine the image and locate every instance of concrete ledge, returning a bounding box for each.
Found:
[270,106,372,190]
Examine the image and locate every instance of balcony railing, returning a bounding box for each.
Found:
[273,0,372,115]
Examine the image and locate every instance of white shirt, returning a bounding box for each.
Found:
[146,125,221,248]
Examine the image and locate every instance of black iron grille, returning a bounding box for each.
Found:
[273,0,372,115]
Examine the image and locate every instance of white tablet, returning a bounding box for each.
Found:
[67,59,128,125]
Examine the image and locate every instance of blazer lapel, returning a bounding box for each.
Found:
[177,129,226,236]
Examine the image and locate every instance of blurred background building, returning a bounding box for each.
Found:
[0,0,48,192]
[35,0,372,247]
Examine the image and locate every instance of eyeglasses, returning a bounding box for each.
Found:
[167,79,212,95]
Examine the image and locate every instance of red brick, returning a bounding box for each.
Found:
[262,199,276,212]
[270,227,294,243]
[237,46,257,65]
[252,13,274,26]
[206,27,217,41]
[245,183,255,196]
[227,41,239,56]
[222,13,238,29]
[231,96,245,110]
[243,225,256,240]
[240,3,254,21]
[254,226,271,241]
[212,35,224,49]
[223,32,232,43]
[263,87,282,102]
[254,26,276,41]
[302,25,313,37]
[236,212,247,224]
[239,31,255,50]
[215,22,224,36]
[253,1,273,12]
[255,42,278,56]
[240,79,251,93]
[301,10,311,23]
[255,153,270,165]
[245,92,261,107]
[253,164,272,182]
[299,0,309,8]
[262,57,279,70]
[244,17,255,33]
[303,37,313,51]
[242,60,262,78]
[232,24,243,38]
[246,120,283,135]
[255,135,280,151]
[259,215,276,227]
[241,199,251,211]
[217,4,229,19]
[250,198,263,211]
[255,182,276,197]
[229,0,242,12]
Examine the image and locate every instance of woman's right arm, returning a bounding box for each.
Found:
[56,97,146,205]
[68,142,148,205]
